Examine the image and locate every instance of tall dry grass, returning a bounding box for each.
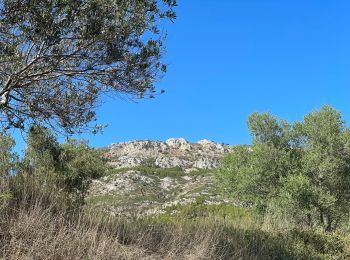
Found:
[0,174,349,260]
[0,207,242,259]
[0,174,234,259]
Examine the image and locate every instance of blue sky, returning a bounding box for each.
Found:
[12,0,350,151]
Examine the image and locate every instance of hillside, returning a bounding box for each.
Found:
[87,138,232,217]
[104,138,229,169]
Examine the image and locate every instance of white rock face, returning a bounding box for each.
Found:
[165,138,191,151]
[198,139,227,153]
[104,138,230,169]
[160,177,176,191]
[193,157,219,169]
[155,156,191,168]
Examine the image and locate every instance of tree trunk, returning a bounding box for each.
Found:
[325,215,332,232]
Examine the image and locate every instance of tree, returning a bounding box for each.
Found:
[217,106,350,231]
[0,131,17,177]
[0,0,176,133]
[24,125,61,174]
[59,139,106,202]
[217,112,298,211]
[295,107,350,231]
[24,125,107,205]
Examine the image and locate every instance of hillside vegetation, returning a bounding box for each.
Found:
[1,107,350,259]
[87,138,230,217]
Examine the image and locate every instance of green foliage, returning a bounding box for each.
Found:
[248,112,290,147]
[24,125,61,173]
[59,139,107,197]
[218,106,350,231]
[160,203,255,223]
[134,166,185,178]
[24,125,107,206]
[106,165,211,178]
[150,206,348,259]
[0,131,17,177]
[0,0,176,133]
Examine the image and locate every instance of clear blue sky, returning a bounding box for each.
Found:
[12,0,350,151]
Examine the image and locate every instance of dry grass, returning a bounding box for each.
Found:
[0,174,349,260]
[0,205,235,259]
[2,205,347,260]
[0,206,151,259]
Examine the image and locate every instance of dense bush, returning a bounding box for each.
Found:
[59,139,107,195]
[0,125,107,210]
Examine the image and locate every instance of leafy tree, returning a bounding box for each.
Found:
[58,139,106,201]
[217,106,350,231]
[24,125,61,174]
[0,0,176,133]
[0,131,17,211]
[24,125,107,205]
[295,107,350,231]
[248,112,290,147]
[0,131,17,176]
[217,113,299,211]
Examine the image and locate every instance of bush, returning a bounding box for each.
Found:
[59,139,107,202]
[22,125,107,208]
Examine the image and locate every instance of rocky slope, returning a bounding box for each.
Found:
[87,138,231,217]
[104,138,230,169]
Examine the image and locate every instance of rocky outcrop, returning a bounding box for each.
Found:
[104,138,230,169]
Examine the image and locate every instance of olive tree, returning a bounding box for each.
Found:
[217,106,350,231]
[58,139,106,203]
[0,0,176,133]
[217,112,298,211]
[295,107,350,231]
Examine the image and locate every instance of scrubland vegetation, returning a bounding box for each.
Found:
[1,106,350,259]
[3,1,348,259]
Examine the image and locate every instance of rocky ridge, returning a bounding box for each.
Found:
[105,138,230,169]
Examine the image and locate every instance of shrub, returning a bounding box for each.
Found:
[59,139,107,203]
[23,125,107,207]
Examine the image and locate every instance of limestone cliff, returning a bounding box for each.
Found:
[105,138,230,169]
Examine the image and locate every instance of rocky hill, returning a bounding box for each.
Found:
[104,138,230,169]
[87,138,232,217]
